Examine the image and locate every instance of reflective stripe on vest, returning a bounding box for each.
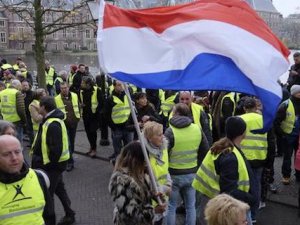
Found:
[280,100,295,134]
[45,67,55,85]
[80,86,98,114]
[169,123,201,169]
[0,169,45,225]
[54,77,63,85]
[111,95,130,124]
[160,93,177,117]
[221,92,236,117]
[0,88,20,122]
[55,92,80,119]
[40,118,69,164]
[240,113,268,161]
[192,148,250,198]
[29,100,40,131]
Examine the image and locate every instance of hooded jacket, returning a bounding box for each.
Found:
[164,115,209,175]
[31,109,67,172]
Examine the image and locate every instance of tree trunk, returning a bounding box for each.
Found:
[34,0,45,89]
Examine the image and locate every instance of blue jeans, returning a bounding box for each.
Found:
[111,128,133,157]
[167,173,196,225]
[251,167,263,220]
[281,136,298,178]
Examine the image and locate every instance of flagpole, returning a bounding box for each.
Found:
[123,82,162,205]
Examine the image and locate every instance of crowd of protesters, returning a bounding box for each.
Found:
[0,52,300,225]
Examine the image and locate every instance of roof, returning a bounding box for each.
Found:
[245,0,279,13]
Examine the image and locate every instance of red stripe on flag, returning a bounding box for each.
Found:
[102,0,289,59]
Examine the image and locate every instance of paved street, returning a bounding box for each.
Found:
[23,121,300,225]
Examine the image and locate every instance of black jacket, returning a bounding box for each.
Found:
[31,109,67,172]
[0,164,55,225]
[215,146,257,207]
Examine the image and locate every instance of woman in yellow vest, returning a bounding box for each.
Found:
[142,121,171,225]
[192,116,257,225]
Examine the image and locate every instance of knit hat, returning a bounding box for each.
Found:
[225,116,246,140]
[290,85,300,96]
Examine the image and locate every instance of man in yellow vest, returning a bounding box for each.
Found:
[45,60,57,96]
[55,82,80,171]
[274,84,300,185]
[0,135,55,225]
[0,79,27,144]
[160,90,178,130]
[178,91,213,146]
[106,80,133,163]
[239,97,269,221]
[164,103,209,225]
[31,96,75,225]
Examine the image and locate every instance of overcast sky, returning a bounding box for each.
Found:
[273,0,300,17]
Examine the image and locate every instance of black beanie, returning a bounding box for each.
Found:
[225,116,246,140]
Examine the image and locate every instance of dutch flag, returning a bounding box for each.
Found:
[97,0,290,131]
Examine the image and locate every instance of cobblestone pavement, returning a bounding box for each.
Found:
[23,121,299,225]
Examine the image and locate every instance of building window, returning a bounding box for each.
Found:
[72,29,76,38]
[86,13,90,21]
[63,43,68,50]
[0,32,6,43]
[85,29,90,38]
[53,32,56,38]
[0,21,4,27]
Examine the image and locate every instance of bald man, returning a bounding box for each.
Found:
[0,135,54,225]
[178,91,213,146]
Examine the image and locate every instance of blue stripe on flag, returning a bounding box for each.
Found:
[110,53,281,132]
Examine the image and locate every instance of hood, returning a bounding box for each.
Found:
[169,115,192,128]
[0,163,29,184]
[45,108,65,120]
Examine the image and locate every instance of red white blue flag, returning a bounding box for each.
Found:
[97,0,290,131]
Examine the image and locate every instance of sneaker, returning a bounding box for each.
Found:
[282,177,291,185]
[57,215,75,225]
[269,183,277,193]
[259,201,266,210]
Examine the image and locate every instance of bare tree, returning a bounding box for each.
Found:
[0,0,95,88]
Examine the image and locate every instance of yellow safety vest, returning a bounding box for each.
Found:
[1,64,12,70]
[45,67,55,86]
[32,118,70,165]
[0,88,20,122]
[80,86,98,114]
[208,113,213,132]
[150,148,169,186]
[111,95,130,124]
[169,123,201,169]
[221,92,236,117]
[68,73,75,86]
[150,148,169,207]
[54,76,63,85]
[0,169,45,225]
[240,112,268,161]
[55,92,80,120]
[192,148,250,199]
[280,100,295,134]
[160,93,177,117]
[13,64,19,71]
[29,99,40,132]
[128,83,137,94]
[21,70,27,78]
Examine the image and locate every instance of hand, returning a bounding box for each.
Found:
[142,115,150,123]
[165,186,172,197]
[154,203,167,214]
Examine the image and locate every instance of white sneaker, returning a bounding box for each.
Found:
[259,201,266,210]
